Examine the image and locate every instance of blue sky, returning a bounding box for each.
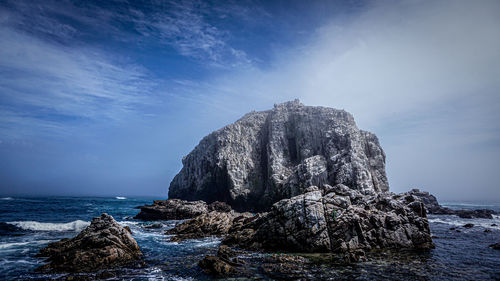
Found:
[1,0,499,201]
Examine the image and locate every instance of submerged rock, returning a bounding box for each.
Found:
[198,245,245,277]
[134,199,209,220]
[36,213,142,273]
[198,256,236,277]
[223,185,434,253]
[169,100,389,211]
[402,189,497,219]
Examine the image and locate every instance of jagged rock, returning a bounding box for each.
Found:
[454,209,496,219]
[217,245,236,261]
[223,185,433,253]
[402,189,497,219]
[400,189,442,213]
[144,223,163,229]
[489,243,500,250]
[260,254,312,280]
[166,211,252,241]
[36,213,142,273]
[134,199,209,220]
[169,100,389,211]
[208,201,233,213]
[198,256,236,277]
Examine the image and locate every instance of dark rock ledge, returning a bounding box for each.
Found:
[36,213,142,273]
[134,199,232,221]
[401,189,497,219]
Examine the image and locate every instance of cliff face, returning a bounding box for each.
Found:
[168,100,388,211]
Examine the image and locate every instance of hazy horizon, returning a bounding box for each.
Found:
[1,0,499,202]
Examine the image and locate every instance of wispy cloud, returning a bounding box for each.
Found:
[1,0,259,67]
[0,26,156,139]
[128,0,257,68]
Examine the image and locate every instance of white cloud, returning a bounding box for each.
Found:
[129,0,255,68]
[184,0,500,200]
[0,26,156,139]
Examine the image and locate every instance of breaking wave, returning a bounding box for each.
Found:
[428,215,500,230]
[115,196,127,200]
[7,220,90,232]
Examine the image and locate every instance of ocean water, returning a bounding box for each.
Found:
[0,197,499,280]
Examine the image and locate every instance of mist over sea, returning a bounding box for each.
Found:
[1,197,499,280]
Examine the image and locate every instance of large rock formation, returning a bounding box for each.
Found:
[36,213,142,273]
[169,100,388,211]
[223,185,434,254]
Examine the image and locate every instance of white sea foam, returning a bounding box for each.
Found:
[0,242,29,249]
[428,215,500,230]
[7,220,90,232]
[116,196,127,200]
[1,197,13,200]
[0,239,53,250]
[119,221,140,226]
[194,239,221,247]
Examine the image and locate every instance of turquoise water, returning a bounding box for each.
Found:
[0,197,499,280]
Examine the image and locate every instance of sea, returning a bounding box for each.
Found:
[0,197,499,280]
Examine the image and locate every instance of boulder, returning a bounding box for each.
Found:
[36,213,142,273]
[168,100,389,211]
[198,256,235,277]
[134,199,209,220]
[223,185,434,253]
[216,245,233,259]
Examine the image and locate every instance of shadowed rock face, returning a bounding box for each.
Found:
[169,100,388,211]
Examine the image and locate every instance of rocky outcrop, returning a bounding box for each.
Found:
[134,199,208,220]
[198,245,245,277]
[166,211,252,241]
[223,185,433,254]
[36,213,142,273]
[489,243,500,250]
[134,199,233,221]
[198,255,236,277]
[259,254,313,280]
[402,189,497,219]
[168,100,388,211]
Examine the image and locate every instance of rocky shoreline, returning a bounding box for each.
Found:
[33,101,499,279]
